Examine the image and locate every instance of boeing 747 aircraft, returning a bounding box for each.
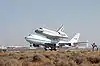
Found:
[25,33,88,51]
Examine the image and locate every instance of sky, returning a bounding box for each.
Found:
[0,0,100,47]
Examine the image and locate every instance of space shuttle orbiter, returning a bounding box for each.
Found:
[35,25,68,39]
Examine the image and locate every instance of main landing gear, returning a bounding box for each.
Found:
[44,43,56,51]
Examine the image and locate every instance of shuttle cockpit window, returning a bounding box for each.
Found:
[39,28,42,29]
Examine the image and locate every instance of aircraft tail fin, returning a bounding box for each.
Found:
[56,25,68,38]
[56,25,64,32]
[69,33,80,43]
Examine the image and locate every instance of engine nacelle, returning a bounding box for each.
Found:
[67,43,71,46]
[33,44,39,47]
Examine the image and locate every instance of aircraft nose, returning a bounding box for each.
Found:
[25,37,27,39]
[35,29,38,33]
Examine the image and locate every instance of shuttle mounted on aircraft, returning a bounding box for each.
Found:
[25,25,88,51]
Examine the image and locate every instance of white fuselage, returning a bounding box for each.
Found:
[25,34,58,45]
[25,33,79,47]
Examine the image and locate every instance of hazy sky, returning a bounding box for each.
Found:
[0,0,100,46]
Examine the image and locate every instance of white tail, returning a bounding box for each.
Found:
[56,25,68,37]
[69,33,80,43]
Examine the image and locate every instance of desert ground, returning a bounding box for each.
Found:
[0,49,100,66]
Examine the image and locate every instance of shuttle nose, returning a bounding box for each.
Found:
[35,29,43,33]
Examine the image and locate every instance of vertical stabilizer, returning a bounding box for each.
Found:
[69,33,80,43]
[56,25,64,32]
[56,25,68,37]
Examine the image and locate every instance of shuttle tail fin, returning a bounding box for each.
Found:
[57,25,68,37]
[56,25,68,38]
[56,25,64,32]
[69,33,80,43]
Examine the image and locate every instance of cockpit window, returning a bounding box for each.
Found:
[39,28,42,29]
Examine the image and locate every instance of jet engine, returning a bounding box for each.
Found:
[33,44,39,47]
